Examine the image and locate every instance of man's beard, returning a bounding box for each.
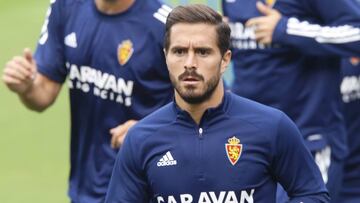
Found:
[170,69,221,104]
[103,0,117,3]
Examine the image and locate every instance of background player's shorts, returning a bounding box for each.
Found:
[314,146,343,202]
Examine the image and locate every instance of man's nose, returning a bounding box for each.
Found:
[184,52,197,69]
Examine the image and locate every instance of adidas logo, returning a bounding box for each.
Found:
[157,151,177,167]
[64,32,77,48]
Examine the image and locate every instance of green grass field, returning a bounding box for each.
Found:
[0,1,221,202]
[0,0,70,202]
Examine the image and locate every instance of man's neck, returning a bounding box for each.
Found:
[175,83,224,125]
[95,0,135,15]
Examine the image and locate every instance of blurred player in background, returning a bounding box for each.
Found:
[339,56,360,203]
[105,4,329,203]
[2,0,173,202]
[338,2,360,202]
[222,0,360,201]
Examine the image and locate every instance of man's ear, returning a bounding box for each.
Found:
[163,48,170,70]
[221,50,232,74]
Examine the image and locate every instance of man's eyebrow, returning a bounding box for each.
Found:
[170,45,188,49]
[169,46,188,52]
[194,47,213,51]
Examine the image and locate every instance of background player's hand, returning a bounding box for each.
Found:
[110,120,137,149]
[246,1,281,44]
[2,48,37,94]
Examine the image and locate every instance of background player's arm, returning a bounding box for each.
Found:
[110,119,137,149]
[3,48,61,112]
[272,113,330,202]
[105,128,150,203]
[247,1,360,56]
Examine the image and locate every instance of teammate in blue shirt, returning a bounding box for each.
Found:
[338,57,360,203]
[105,4,329,203]
[2,0,173,202]
[222,0,360,201]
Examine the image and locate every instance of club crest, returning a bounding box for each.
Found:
[350,57,360,66]
[265,0,276,7]
[225,136,243,165]
[117,39,134,66]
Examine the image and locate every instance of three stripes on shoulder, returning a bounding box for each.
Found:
[286,17,360,43]
[153,4,172,24]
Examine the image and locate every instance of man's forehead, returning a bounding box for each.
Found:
[170,22,216,33]
[169,23,217,47]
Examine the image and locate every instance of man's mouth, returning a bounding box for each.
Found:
[183,77,200,82]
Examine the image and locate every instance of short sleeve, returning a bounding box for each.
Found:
[34,0,67,83]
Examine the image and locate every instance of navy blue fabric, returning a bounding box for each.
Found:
[277,152,344,202]
[105,92,329,202]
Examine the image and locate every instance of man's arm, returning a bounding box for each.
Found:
[2,0,67,112]
[247,1,360,56]
[109,119,137,149]
[271,113,330,202]
[3,48,61,112]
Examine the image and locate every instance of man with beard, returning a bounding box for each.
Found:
[2,0,173,202]
[105,4,329,203]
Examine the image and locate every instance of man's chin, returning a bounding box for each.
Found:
[180,93,208,104]
[182,97,205,104]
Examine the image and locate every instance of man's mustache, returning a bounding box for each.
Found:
[178,70,204,81]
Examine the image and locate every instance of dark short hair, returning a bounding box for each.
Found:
[164,4,231,56]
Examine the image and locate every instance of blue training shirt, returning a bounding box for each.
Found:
[105,92,329,203]
[34,0,173,202]
[222,0,360,160]
[339,57,360,200]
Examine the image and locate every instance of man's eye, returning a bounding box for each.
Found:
[197,49,210,56]
[173,49,185,55]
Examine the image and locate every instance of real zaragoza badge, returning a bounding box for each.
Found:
[225,136,243,165]
[265,0,276,7]
[117,39,134,66]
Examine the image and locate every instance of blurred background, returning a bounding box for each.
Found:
[0,0,223,202]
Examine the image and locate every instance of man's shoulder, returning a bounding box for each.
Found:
[134,0,171,36]
[139,102,175,125]
[49,0,84,19]
[128,102,176,139]
[54,0,81,8]
[228,93,286,128]
[140,0,171,23]
[230,93,283,116]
